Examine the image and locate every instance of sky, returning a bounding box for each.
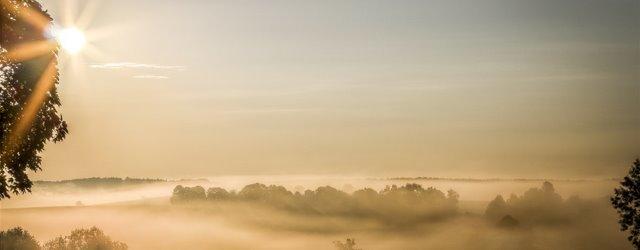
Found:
[33,0,639,180]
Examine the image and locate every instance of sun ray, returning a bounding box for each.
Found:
[84,23,132,43]
[61,0,76,27]
[5,40,57,62]
[4,58,58,153]
[75,0,102,30]
[82,43,113,62]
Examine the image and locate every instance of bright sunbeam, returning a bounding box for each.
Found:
[54,27,86,54]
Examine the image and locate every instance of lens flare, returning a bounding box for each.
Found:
[55,27,86,54]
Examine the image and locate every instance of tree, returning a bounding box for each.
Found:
[485,195,508,220]
[43,227,127,250]
[170,185,206,203]
[611,159,640,248]
[0,0,68,199]
[0,227,41,250]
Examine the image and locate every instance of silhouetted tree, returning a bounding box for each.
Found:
[508,181,564,224]
[0,0,68,199]
[43,227,127,250]
[333,238,362,250]
[485,195,508,220]
[611,159,640,248]
[0,227,41,250]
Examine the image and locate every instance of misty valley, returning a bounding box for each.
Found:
[0,177,629,249]
[1,0,638,248]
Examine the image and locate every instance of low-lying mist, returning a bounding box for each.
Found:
[0,176,619,209]
[0,177,630,249]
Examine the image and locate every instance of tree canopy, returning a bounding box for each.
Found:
[0,227,41,250]
[611,159,640,248]
[0,0,68,199]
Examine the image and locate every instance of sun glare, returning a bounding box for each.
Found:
[55,27,86,54]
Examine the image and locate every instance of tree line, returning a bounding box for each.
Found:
[171,183,459,225]
[34,177,166,189]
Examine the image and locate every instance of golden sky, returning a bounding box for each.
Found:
[34,0,639,180]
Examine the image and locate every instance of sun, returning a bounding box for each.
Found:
[54,27,86,54]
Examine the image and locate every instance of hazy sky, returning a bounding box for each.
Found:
[34,0,638,179]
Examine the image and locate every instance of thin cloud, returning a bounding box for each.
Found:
[133,75,169,79]
[218,108,316,116]
[90,62,186,70]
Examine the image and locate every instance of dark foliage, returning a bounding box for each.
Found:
[0,0,68,199]
[0,227,41,250]
[611,159,640,248]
